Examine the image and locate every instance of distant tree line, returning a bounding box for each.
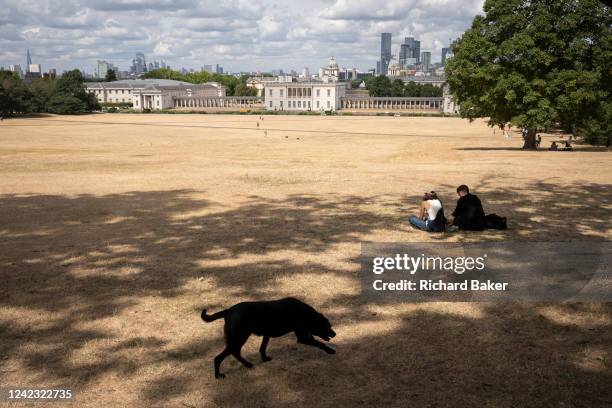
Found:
[0,69,100,116]
[365,76,443,97]
[141,68,257,97]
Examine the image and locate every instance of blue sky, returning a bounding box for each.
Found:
[0,0,484,74]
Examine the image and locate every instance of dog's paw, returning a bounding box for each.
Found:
[215,373,226,379]
[262,356,272,362]
[325,348,336,355]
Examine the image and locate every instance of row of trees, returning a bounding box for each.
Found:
[365,76,443,97]
[446,0,611,146]
[141,68,257,96]
[0,70,100,116]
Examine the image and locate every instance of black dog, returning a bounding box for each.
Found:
[201,297,336,379]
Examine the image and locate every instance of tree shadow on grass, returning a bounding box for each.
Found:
[146,301,611,408]
[0,190,402,390]
[0,183,610,406]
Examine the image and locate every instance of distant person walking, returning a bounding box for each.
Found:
[549,141,558,151]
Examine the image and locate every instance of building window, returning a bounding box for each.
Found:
[327,89,331,97]
[307,88,311,97]
[280,101,283,108]
[317,89,320,97]
[269,89,273,96]
[157,100,160,107]
[298,101,301,108]
[327,101,330,108]
[122,90,125,94]
[280,89,283,97]
[308,101,311,109]
[269,101,272,107]
[316,101,319,109]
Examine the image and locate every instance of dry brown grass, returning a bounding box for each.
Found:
[0,114,610,407]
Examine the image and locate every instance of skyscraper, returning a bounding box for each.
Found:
[9,64,23,78]
[399,37,421,69]
[97,60,110,78]
[441,47,451,64]
[131,53,147,75]
[23,50,41,83]
[380,33,392,75]
[420,51,431,72]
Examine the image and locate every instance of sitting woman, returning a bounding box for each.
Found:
[409,191,446,232]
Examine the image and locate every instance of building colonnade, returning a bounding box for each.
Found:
[340,97,444,111]
[174,96,264,109]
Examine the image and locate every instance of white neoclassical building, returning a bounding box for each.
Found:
[86,79,225,110]
[264,82,346,112]
[246,75,293,96]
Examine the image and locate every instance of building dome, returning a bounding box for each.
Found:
[328,56,338,69]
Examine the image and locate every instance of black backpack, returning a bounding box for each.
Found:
[428,208,447,233]
[485,214,507,230]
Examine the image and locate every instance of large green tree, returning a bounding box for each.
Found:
[446,0,611,147]
[105,69,117,82]
[48,69,100,114]
[28,78,55,113]
[0,71,32,116]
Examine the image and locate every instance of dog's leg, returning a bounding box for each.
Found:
[259,336,272,362]
[214,348,231,379]
[229,334,254,369]
[296,332,336,354]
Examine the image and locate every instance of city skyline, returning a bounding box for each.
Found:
[0,0,484,74]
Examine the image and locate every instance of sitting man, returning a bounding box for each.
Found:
[449,185,486,231]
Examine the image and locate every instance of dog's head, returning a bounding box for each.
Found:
[312,312,336,341]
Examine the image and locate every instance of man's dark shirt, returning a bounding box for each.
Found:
[452,193,486,231]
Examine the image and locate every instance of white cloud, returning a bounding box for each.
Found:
[0,0,484,73]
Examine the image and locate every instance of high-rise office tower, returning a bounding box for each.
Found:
[399,37,421,69]
[441,47,451,64]
[380,33,392,75]
[131,53,147,75]
[26,49,32,69]
[420,51,431,71]
[97,60,110,78]
[9,64,23,78]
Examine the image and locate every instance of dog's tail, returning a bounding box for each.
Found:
[201,308,228,322]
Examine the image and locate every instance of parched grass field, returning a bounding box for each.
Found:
[0,114,610,407]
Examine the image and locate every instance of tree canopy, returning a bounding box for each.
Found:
[0,71,31,116]
[105,69,117,82]
[446,0,611,146]
[0,69,99,116]
[142,68,253,96]
[365,76,443,97]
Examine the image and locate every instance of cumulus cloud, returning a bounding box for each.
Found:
[0,0,483,73]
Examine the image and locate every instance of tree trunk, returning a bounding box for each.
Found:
[522,128,537,149]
